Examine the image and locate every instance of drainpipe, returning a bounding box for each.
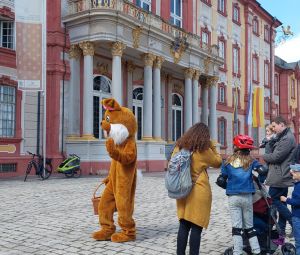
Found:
[270,17,276,122]
[36,91,41,155]
[61,23,67,159]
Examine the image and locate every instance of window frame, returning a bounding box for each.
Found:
[252,16,259,36]
[232,43,240,77]
[218,36,227,71]
[264,25,270,43]
[136,0,151,12]
[274,74,279,95]
[264,60,270,87]
[172,93,183,142]
[170,0,183,28]
[200,0,212,7]
[132,86,144,140]
[232,3,241,26]
[252,53,259,84]
[218,82,226,105]
[264,97,270,114]
[0,20,14,49]
[217,0,227,16]
[201,26,211,48]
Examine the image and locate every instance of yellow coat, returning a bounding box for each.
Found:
[173,142,222,229]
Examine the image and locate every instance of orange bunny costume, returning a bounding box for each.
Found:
[92,98,137,243]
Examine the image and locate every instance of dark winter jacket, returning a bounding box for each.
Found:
[263,128,296,187]
[286,181,300,218]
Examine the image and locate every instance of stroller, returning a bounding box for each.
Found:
[57,154,81,178]
[223,175,296,255]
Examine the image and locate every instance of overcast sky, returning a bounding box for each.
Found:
[258,0,300,63]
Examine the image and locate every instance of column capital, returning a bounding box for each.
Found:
[69,44,81,60]
[79,41,94,56]
[111,41,126,57]
[184,68,194,79]
[207,76,219,87]
[153,56,165,69]
[193,70,201,80]
[127,60,135,72]
[142,53,156,67]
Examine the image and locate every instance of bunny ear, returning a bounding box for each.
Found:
[101,98,121,111]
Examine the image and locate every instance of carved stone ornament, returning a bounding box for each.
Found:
[142,53,156,67]
[207,76,219,87]
[170,37,189,64]
[127,61,135,72]
[97,63,109,75]
[132,26,142,49]
[111,41,126,57]
[154,56,165,69]
[204,57,211,74]
[79,41,95,56]
[69,44,81,60]
[184,68,194,79]
[193,70,200,81]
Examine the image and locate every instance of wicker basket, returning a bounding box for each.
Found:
[92,182,103,215]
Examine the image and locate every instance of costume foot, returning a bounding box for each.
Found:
[111,232,136,243]
[92,229,114,241]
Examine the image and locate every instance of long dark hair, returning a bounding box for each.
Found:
[176,122,211,152]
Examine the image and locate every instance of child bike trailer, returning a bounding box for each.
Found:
[57,154,81,178]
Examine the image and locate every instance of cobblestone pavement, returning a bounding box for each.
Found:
[0,170,294,255]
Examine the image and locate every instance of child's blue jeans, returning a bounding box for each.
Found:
[293,216,300,255]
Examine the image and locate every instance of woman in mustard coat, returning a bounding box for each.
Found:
[172,123,222,255]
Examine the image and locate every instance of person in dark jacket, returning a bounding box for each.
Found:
[280,169,300,255]
[259,124,276,154]
[263,116,296,237]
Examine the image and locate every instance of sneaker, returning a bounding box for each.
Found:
[272,235,285,246]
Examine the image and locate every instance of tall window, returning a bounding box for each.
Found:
[218,83,226,104]
[172,93,183,141]
[136,0,151,11]
[218,0,226,15]
[201,28,210,47]
[274,74,279,95]
[264,97,270,114]
[291,79,296,99]
[0,21,14,49]
[218,117,226,147]
[264,61,269,86]
[232,44,240,76]
[264,25,270,42]
[93,75,112,139]
[0,85,16,137]
[232,3,240,25]
[252,17,259,35]
[252,54,259,83]
[170,0,182,27]
[218,36,226,70]
[133,87,144,140]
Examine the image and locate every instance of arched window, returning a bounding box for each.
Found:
[172,93,183,141]
[93,75,112,139]
[132,87,143,140]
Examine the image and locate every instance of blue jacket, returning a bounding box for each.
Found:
[286,181,300,218]
[221,160,260,195]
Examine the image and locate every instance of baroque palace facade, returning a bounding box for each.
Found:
[1,0,299,177]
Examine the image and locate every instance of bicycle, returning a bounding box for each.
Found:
[57,154,81,178]
[24,151,53,182]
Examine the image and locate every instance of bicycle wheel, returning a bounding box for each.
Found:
[24,163,33,182]
[73,168,82,178]
[65,170,74,178]
[40,164,52,180]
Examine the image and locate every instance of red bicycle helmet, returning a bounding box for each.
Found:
[233,134,256,149]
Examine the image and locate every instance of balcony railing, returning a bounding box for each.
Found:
[66,0,206,50]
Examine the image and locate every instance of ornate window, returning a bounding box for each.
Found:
[0,21,14,49]
[93,75,112,139]
[172,93,183,141]
[132,87,144,140]
[218,83,226,104]
[264,25,270,43]
[201,27,210,48]
[264,60,270,86]
[218,36,227,70]
[274,74,279,95]
[136,0,151,11]
[232,3,240,25]
[252,54,259,83]
[0,85,15,137]
[218,0,227,16]
[252,17,259,36]
[201,0,211,6]
[232,44,240,76]
[264,97,270,114]
[170,0,182,28]
[218,117,227,147]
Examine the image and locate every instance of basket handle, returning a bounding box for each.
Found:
[93,182,104,199]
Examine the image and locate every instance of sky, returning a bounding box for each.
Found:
[257,0,300,63]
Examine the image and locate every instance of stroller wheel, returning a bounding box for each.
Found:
[224,247,233,255]
[281,242,296,255]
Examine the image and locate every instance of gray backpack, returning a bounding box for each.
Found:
[165,149,193,199]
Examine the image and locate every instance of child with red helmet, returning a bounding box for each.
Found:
[220,135,261,255]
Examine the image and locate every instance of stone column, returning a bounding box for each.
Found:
[184,68,194,131]
[142,53,156,140]
[208,76,219,141]
[111,41,126,105]
[68,44,81,137]
[167,75,173,142]
[153,56,164,140]
[192,70,200,124]
[127,61,135,110]
[201,77,209,125]
[79,41,94,139]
